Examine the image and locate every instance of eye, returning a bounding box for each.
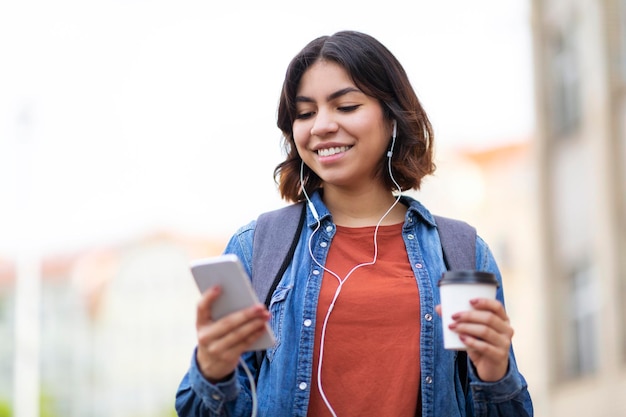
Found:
[295,111,315,120]
[338,104,361,113]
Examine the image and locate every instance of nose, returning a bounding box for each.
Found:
[310,109,339,137]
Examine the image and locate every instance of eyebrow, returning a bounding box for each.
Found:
[295,87,362,103]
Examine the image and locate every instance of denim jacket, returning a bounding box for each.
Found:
[175,191,533,416]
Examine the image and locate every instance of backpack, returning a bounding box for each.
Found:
[251,201,475,395]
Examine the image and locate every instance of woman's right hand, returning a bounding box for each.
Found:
[195,285,271,383]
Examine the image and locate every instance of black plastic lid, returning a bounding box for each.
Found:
[438,270,499,287]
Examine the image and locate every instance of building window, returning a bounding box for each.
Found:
[561,263,599,379]
[548,24,581,137]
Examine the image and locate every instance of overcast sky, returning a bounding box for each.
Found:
[0,0,534,255]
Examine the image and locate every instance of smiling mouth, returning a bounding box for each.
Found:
[317,146,352,157]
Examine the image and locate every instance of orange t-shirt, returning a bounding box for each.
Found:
[307,223,421,417]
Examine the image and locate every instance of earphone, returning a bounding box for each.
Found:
[300,161,320,221]
[390,119,397,156]
[388,119,401,191]
[302,120,401,416]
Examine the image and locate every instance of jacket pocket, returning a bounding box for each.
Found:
[265,285,291,361]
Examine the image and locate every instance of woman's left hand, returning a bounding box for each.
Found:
[436,298,513,382]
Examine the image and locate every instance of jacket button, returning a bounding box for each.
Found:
[304,319,312,327]
[424,314,433,321]
[299,382,307,390]
[425,376,433,384]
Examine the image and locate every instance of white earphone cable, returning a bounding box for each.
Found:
[301,122,402,416]
[239,357,258,417]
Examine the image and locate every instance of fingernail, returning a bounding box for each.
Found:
[451,313,461,320]
[470,298,479,305]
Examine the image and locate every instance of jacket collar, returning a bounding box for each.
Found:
[306,189,437,228]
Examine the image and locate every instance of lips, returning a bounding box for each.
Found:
[317,146,352,157]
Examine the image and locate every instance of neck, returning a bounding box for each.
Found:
[321,185,406,227]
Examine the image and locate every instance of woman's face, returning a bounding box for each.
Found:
[292,60,392,191]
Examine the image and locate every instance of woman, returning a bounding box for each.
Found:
[175,30,533,416]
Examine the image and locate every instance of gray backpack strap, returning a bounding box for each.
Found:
[433,215,476,270]
[252,202,306,306]
[433,215,477,399]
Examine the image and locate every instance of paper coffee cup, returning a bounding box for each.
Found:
[438,270,499,350]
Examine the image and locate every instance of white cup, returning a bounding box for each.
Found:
[438,270,499,350]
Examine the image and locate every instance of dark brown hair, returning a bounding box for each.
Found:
[274,30,435,202]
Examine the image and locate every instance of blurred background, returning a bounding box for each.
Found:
[0,0,624,416]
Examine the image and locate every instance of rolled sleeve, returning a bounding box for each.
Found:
[188,347,241,414]
[468,360,526,403]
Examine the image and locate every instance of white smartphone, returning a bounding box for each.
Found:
[190,254,276,351]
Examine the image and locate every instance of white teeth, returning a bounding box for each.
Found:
[317,146,350,157]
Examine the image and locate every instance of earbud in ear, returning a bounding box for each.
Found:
[388,120,398,158]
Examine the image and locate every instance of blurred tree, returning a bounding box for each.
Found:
[159,407,178,417]
[39,391,58,417]
[0,399,11,417]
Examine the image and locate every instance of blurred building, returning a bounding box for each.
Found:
[531,0,626,415]
[418,139,545,413]
[1,233,226,417]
